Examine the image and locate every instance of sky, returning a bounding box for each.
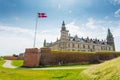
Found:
[0,0,120,56]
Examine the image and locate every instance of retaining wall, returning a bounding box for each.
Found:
[23,48,120,67]
[40,48,120,65]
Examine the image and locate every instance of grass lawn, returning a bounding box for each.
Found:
[0,59,89,80]
[34,64,96,68]
[1,57,120,80]
[11,60,24,67]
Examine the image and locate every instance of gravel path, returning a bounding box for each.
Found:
[3,60,97,70]
[30,66,90,70]
[3,60,17,68]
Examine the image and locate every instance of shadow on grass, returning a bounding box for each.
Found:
[19,63,99,68]
[52,73,72,79]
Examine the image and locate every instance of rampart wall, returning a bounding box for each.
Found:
[24,48,120,67]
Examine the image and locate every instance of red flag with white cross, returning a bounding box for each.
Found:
[38,13,47,18]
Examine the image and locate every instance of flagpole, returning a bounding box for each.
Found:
[33,14,38,48]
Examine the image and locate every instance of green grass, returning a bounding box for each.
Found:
[11,60,23,67]
[37,64,95,68]
[80,57,120,80]
[0,58,88,80]
[1,57,120,80]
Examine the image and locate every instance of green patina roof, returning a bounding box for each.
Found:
[107,28,113,37]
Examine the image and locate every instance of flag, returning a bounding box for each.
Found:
[38,13,47,18]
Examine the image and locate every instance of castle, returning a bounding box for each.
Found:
[23,21,119,67]
[44,21,115,52]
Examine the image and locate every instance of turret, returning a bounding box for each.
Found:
[43,39,46,47]
[107,28,115,51]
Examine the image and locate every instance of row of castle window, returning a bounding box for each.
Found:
[59,43,111,50]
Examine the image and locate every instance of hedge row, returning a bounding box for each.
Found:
[40,48,120,65]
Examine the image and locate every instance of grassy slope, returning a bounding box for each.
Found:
[80,57,120,80]
[11,60,23,67]
[0,59,87,80]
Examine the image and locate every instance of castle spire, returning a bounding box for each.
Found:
[107,28,113,37]
[61,21,66,31]
[106,28,115,51]
[62,21,65,26]
[43,39,46,47]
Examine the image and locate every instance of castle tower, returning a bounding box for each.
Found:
[60,21,69,41]
[107,28,115,51]
[60,21,69,50]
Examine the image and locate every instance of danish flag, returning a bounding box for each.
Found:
[38,13,47,18]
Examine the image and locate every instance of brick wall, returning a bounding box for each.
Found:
[18,53,24,60]
[40,48,52,65]
[3,56,18,60]
[23,48,40,67]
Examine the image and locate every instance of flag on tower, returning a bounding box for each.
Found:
[38,13,47,18]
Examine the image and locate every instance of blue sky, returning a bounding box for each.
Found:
[0,0,120,56]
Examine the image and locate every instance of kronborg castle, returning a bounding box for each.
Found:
[24,21,119,67]
[44,21,115,52]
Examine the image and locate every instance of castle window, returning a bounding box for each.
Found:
[78,44,80,48]
[93,45,95,49]
[106,47,107,50]
[72,43,74,48]
[68,43,70,47]
[101,47,103,50]
[59,43,60,47]
[83,45,85,48]
[88,45,90,49]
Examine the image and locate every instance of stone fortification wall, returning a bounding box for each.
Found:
[3,56,18,60]
[23,48,120,67]
[23,48,40,67]
[40,48,120,66]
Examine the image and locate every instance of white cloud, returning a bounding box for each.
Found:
[86,18,96,30]
[66,19,104,39]
[68,10,72,14]
[114,9,120,17]
[0,25,59,56]
[0,25,33,35]
[113,28,120,37]
[110,0,120,5]
[66,22,81,36]
[104,16,109,19]
[58,4,61,9]
[14,17,20,21]
[66,18,120,38]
